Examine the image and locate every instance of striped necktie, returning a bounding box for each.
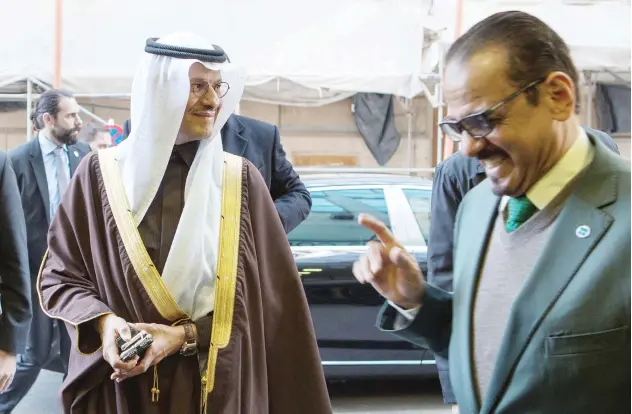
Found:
[505,196,538,233]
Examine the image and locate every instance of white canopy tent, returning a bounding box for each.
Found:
[0,0,442,105]
[460,0,630,83]
[0,0,444,164]
[427,0,630,160]
[430,0,630,75]
[0,0,629,162]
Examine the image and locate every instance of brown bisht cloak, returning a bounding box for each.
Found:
[37,150,332,414]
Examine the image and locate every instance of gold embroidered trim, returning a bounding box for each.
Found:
[98,149,187,322]
[201,153,243,410]
[152,365,160,402]
[37,250,113,357]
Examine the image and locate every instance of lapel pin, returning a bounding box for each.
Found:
[73,150,79,158]
[575,225,591,239]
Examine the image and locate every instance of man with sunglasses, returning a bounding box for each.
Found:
[353,11,630,413]
[428,128,618,413]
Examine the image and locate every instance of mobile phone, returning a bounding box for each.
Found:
[115,325,153,362]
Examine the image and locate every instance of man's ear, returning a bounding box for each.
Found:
[42,113,54,126]
[543,72,575,121]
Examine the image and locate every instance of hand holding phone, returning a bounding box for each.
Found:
[116,325,154,362]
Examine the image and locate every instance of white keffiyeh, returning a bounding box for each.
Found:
[113,32,245,320]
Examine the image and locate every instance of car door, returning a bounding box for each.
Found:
[289,184,429,377]
[397,185,433,274]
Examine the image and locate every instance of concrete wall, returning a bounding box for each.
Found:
[240,98,435,168]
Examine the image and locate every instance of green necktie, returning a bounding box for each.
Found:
[505,196,538,233]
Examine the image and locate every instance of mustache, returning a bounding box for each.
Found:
[189,103,218,113]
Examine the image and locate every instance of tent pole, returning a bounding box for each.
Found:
[604,68,631,86]
[54,0,63,88]
[441,0,463,162]
[585,71,594,128]
[435,43,445,166]
[78,107,107,124]
[0,76,25,90]
[0,94,42,100]
[28,77,51,91]
[26,79,33,142]
[73,93,131,98]
[28,77,106,124]
[407,99,413,169]
[455,0,463,40]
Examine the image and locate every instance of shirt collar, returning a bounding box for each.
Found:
[500,128,595,212]
[38,131,68,155]
[173,141,200,168]
[526,128,594,210]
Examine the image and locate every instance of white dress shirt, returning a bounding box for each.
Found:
[38,132,71,221]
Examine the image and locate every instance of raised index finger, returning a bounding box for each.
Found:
[358,214,399,248]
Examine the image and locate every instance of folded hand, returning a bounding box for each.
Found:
[98,314,139,376]
[110,323,185,382]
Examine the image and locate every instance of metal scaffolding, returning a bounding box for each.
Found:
[0,76,109,143]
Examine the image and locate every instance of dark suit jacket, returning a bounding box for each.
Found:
[9,138,91,371]
[122,115,312,234]
[0,152,31,354]
[221,114,311,233]
[122,119,131,140]
[382,132,629,413]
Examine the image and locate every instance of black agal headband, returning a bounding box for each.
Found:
[144,37,230,63]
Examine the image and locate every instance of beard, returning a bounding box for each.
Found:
[52,124,80,145]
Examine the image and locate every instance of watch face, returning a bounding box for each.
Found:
[181,343,197,356]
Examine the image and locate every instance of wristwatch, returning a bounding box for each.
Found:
[179,323,197,356]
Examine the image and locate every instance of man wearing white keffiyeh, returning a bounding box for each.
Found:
[36,33,331,414]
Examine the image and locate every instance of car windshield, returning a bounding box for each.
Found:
[288,187,392,247]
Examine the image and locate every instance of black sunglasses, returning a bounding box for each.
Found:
[439,78,545,142]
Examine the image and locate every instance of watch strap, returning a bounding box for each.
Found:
[183,323,195,343]
[180,322,197,356]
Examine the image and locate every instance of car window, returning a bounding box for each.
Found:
[402,188,431,243]
[288,188,392,247]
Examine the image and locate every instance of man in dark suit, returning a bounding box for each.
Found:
[0,152,31,395]
[221,114,311,233]
[427,129,619,409]
[0,90,91,412]
[124,114,311,233]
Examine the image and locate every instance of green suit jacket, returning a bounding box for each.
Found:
[378,133,631,413]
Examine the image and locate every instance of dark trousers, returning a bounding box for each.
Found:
[436,354,456,404]
[0,307,70,413]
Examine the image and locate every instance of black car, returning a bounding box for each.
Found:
[288,174,436,379]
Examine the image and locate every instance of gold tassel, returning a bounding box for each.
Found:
[151,364,160,403]
[200,375,208,413]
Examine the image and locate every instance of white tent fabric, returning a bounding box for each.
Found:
[431,0,630,81]
[0,0,55,88]
[1,0,628,104]
[0,0,440,105]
